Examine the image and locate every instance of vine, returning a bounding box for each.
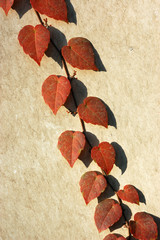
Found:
[0,1,159,239]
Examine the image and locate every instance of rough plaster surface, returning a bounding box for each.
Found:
[0,1,160,239]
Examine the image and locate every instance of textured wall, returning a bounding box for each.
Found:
[0,1,160,239]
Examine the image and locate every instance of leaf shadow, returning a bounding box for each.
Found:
[93,47,106,72]
[65,0,77,24]
[134,186,146,204]
[111,142,128,174]
[101,101,117,128]
[12,0,31,18]
[150,214,160,240]
[45,26,67,68]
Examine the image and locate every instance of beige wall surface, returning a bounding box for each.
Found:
[0,1,160,239]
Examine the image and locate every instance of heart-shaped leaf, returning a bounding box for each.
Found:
[42,75,71,115]
[30,0,68,23]
[18,24,50,65]
[117,185,139,205]
[58,131,85,167]
[62,37,98,71]
[103,234,127,240]
[78,97,108,128]
[91,142,115,174]
[79,171,107,204]
[129,212,158,240]
[0,0,14,15]
[94,199,122,232]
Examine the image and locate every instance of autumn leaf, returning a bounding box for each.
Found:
[78,97,108,128]
[0,0,14,15]
[18,24,50,65]
[117,185,139,205]
[57,131,85,167]
[91,142,115,174]
[103,234,127,240]
[62,37,98,70]
[79,171,107,204]
[30,0,68,23]
[42,75,71,115]
[94,199,122,232]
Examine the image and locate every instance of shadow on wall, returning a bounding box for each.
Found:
[12,0,31,18]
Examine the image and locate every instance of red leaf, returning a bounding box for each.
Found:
[42,75,71,115]
[78,97,108,128]
[129,212,158,240]
[91,142,115,174]
[58,131,85,167]
[117,185,139,205]
[103,234,127,240]
[18,24,50,65]
[0,0,14,15]
[62,37,98,71]
[30,0,68,23]
[94,199,122,232]
[79,171,107,205]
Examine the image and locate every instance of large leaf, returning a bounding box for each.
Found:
[42,75,71,115]
[18,24,50,65]
[0,0,14,15]
[30,0,68,23]
[62,37,98,70]
[58,131,85,167]
[129,212,158,240]
[103,234,127,240]
[91,142,115,174]
[79,171,107,204]
[94,199,122,232]
[117,185,139,205]
[78,97,108,128]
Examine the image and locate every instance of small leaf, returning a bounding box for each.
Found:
[78,97,108,128]
[103,234,127,240]
[58,131,85,167]
[18,24,50,65]
[0,0,14,15]
[42,75,71,115]
[30,0,68,23]
[79,171,107,204]
[62,37,98,70]
[94,199,122,233]
[129,212,158,240]
[117,185,139,205]
[91,142,115,174]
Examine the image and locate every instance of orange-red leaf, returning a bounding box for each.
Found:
[30,0,68,23]
[94,199,122,233]
[91,142,115,174]
[103,234,127,240]
[117,185,139,205]
[78,97,108,128]
[18,24,50,65]
[129,212,158,240]
[58,131,85,167]
[0,0,14,15]
[42,75,71,115]
[62,37,98,71]
[79,171,107,205]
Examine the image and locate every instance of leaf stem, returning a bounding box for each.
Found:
[34,10,92,148]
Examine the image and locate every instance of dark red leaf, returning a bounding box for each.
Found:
[117,185,139,205]
[129,212,158,240]
[62,37,98,71]
[58,131,85,167]
[30,0,68,23]
[42,75,71,115]
[0,0,14,15]
[103,234,127,240]
[79,171,107,204]
[91,142,115,174]
[78,97,108,128]
[18,24,50,65]
[94,199,122,232]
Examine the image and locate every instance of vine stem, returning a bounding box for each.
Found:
[35,10,130,238]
